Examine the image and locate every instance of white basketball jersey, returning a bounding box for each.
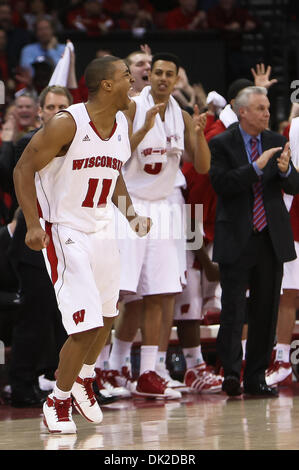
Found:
[36,103,131,233]
[122,90,185,201]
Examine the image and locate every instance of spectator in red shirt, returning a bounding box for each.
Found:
[114,0,154,31]
[165,0,208,31]
[207,0,258,33]
[66,0,114,37]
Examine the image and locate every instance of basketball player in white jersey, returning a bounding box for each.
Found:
[13,56,151,434]
[109,53,210,398]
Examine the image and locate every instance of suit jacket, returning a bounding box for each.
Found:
[209,123,299,264]
[10,128,45,269]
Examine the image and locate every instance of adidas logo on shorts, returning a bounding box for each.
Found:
[65,238,75,245]
[82,135,90,141]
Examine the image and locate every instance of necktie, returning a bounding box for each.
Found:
[250,138,267,232]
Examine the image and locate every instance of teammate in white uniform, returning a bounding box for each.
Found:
[13,56,151,434]
[109,53,210,399]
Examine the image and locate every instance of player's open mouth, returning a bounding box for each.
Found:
[142,75,149,81]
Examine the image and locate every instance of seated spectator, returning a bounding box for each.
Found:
[165,0,208,31]
[207,0,259,82]
[66,0,114,37]
[0,28,15,101]
[15,55,55,98]
[0,1,31,74]
[207,0,258,33]
[23,0,63,33]
[19,17,65,77]
[114,0,154,32]
[102,0,154,19]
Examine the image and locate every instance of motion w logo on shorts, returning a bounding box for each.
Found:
[73,309,86,325]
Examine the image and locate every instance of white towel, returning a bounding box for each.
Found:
[206,91,227,113]
[133,86,184,166]
[48,41,74,86]
[219,104,238,129]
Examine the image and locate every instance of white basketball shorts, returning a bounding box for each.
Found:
[116,196,183,296]
[174,245,221,320]
[282,241,299,291]
[41,220,120,335]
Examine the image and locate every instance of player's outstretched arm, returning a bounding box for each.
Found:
[13,112,76,250]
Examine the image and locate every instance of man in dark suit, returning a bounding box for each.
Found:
[209,86,299,397]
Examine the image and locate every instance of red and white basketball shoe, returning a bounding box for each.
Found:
[71,376,103,423]
[266,361,293,387]
[133,370,182,399]
[43,394,77,434]
[184,363,223,394]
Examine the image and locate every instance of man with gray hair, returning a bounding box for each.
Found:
[209,86,299,397]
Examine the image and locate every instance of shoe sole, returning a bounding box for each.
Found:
[222,378,242,396]
[266,374,292,388]
[72,397,103,423]
[42,415,77,434]
[132,390,180,399]
[189,385,223,394]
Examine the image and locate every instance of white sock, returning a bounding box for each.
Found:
[156,351,167,371]
[275,343,291,363]
[242,340,247,361]
[139,345,158,375]
[95,344,111,370]
[79,362,96,379]
[109,338,132,372]
[53,383,71,400]
[183,346,204,369]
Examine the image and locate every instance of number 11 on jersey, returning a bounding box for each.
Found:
[82,178,112,208]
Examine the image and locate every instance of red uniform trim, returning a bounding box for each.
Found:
[45,221,58,285]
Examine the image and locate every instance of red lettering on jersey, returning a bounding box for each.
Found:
[82,178,98,207]
[98,178,112,206]
[73,159,85,170]
[142,148,152,156]
[73,157,123,172]
[73,309,86,325]
[88,157,95,168]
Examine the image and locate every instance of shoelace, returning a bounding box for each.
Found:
[53,397,72,422]
[81,377,96,405]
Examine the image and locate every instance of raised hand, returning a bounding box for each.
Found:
[256,146,283,170]
[251,63,278,89]
[143,103,165,133]
[193,104,207,133]
[277,142,291,173]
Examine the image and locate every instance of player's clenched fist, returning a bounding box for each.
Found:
[25,226,49,251]
[129,215,152,237]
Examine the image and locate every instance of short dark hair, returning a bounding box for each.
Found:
[39,85,73,108]
[227,78,254,103]
[84,56,121,97]
[151,53,180,74]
